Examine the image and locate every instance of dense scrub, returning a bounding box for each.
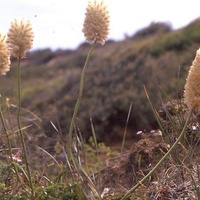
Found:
[1,18,200,144]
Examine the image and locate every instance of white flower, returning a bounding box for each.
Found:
[0,34,10,75]
[7,19,34,58]
[82,0,110,45]
[184,48,200,110]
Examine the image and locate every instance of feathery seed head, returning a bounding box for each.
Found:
[7,19,34,58]
[184,48,200,110]
[0,34,10,75]
[82,0,110,45]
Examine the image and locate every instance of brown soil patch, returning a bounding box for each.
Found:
[94,101,200,199]
[93,131,169,197]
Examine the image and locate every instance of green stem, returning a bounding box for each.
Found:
[66,42,99,198]
[121,109,193,200]
[17,57,34,198]
[0,96,27,191]
[68,43,96,147]
[0,99,13,161]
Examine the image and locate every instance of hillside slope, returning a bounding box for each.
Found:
[1,18,200,144]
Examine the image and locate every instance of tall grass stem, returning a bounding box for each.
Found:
[68,42,96,147]
[17,57,34,198]
[0,98,13,161]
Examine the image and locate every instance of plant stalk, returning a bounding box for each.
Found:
[0,100,13,161]
[68,42,96,147]
[17,57,34,198]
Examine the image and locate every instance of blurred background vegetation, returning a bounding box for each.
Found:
[1,18,200,147]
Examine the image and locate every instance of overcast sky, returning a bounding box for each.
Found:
[1,0,200,50]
